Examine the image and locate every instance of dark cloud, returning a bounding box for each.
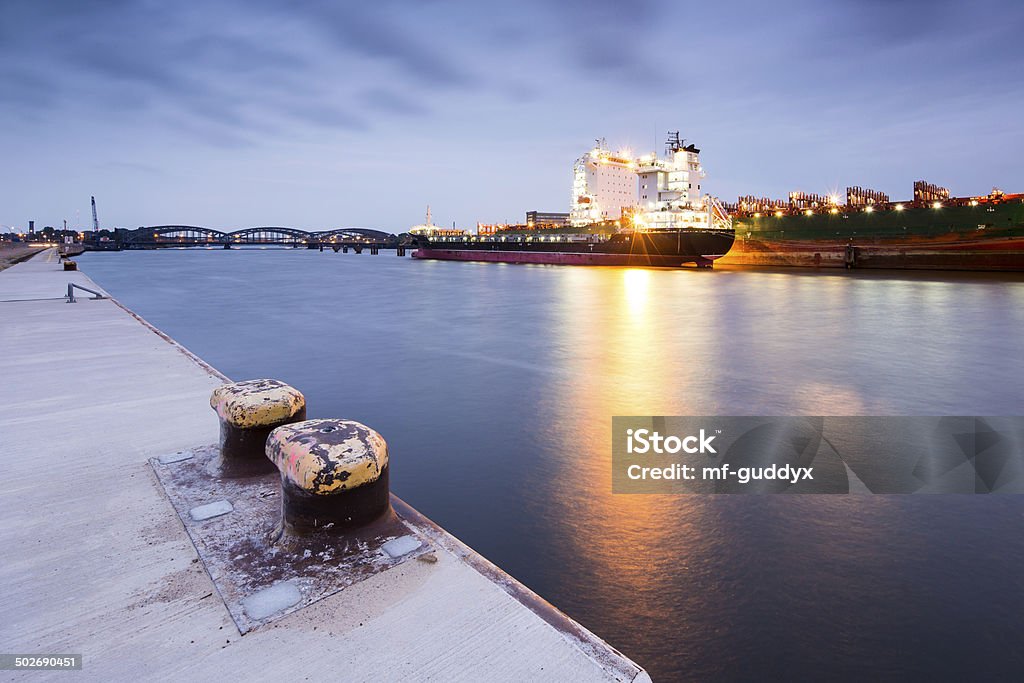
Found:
[289,0,475,87]
[539,0,660,79]
[285,103,368,131]
[361,88,430,117]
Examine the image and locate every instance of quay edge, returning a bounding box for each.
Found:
[0,249,650,682]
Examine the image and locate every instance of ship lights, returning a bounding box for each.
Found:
[830,207,839,214]
[804,209,813,216]
[774,211,784,217]
[970,200,979,206]
[895,204,904,211]
[864,205,874,213]
[753,212,762,218]
[932,201,943,209]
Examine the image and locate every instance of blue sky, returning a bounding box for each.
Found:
[2,0,1022,232]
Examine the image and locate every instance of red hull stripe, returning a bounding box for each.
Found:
[411,249,714,267]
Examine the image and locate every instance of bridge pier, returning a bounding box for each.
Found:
[397,247,406,256]
[370,247,379,255]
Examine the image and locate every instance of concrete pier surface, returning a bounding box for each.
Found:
[0,250,649,682]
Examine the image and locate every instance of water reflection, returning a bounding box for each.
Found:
[78,251,1024,680]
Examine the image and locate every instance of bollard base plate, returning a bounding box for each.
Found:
[150,444,431,634]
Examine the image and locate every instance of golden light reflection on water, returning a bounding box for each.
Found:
[533,267,718,626]
[529,267,918,633]
[622,268,650,317]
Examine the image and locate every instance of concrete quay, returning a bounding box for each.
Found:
[0,250,649,682]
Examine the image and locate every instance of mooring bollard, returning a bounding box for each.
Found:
[267,418,390,536]
[210,379,306,477]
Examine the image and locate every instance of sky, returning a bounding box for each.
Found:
[1,0,1023,233]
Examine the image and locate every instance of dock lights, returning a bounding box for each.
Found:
[753,212,762,218]
[895,204,905,211]
[933,201,943,209]
[970,200,979,206]
[804,209,813,216]
[774,211,784,217]
[830,207,839,214]
[864,206,874,213]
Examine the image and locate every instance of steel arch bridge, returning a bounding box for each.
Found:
[312,228,393,241]
[121,225,399,248]
[139,226,229,243]
[229,227,310,244]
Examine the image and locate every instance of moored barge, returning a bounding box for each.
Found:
[412,228,736,268]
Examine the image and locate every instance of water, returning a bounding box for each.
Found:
[80,249,1024,680]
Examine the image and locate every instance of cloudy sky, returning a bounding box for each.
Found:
[2,0,1022,232]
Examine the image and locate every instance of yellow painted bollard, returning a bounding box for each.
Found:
[266,419,390,536]
[210,379,306,477]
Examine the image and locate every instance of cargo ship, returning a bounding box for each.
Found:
[718,183,1024,271]
[412,133,736,268]
[415,131,1024,271]
[411,228,735,267]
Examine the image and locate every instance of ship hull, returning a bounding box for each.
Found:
[412,229,735,268]
[720,237,1024,271]
[719,200,1024,271]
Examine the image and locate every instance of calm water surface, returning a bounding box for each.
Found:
[80,250,1024,681]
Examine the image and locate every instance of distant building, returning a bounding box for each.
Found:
[525,211,569,229]
[410,205,466,236]
[569,139,637,227]
[477,223,528,235]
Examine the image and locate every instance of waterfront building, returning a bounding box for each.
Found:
[526,211,569,229]
[410,205,466,236]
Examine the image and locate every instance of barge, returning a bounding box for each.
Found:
[412,228,736,268]
[719,187,1024,271]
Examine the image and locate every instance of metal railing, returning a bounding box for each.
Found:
[66,283,106,303]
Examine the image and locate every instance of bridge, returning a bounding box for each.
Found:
[107,226,406,250]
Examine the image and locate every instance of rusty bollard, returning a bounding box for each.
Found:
[266,419,390,536]
[210,379,306,477]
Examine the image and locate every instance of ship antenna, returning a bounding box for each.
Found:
[666,131,682,155]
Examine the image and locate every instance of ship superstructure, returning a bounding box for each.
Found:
[634,133,718,231]
[570,132,732,233]
[569,139,637,226]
